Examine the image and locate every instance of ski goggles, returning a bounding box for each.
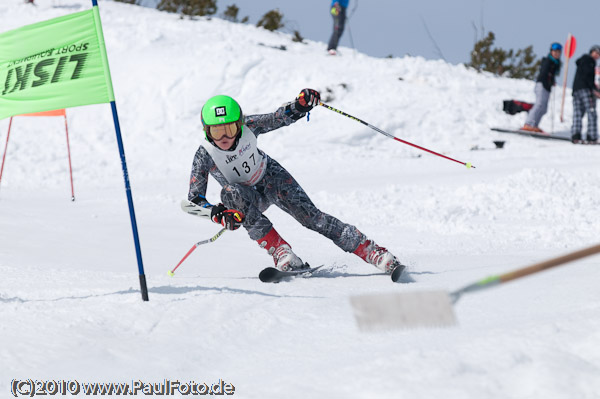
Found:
[206,121,242,141]
[551,43,562,51]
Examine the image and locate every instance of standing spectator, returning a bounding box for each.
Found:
[571,45,600,143]
[595,56,600,91]
[327,0,349,55]
[522,42,562,133]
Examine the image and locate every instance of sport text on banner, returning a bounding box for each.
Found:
[0,9,115,120]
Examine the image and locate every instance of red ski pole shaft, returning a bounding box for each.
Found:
[0,117,14,191]
[168,228,227,276]
[64,113,75,201]
[319,102,475,169]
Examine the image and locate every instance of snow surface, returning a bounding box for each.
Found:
[1,1,600,398]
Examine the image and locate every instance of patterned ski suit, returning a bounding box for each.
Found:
[188,101,366,253]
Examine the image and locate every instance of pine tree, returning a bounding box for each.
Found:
[223,4,239,22]
[292,30,304,43]
[469,32,541,80]
[505,46,540,79]
[157,0,217,17]
[256,9,284,32]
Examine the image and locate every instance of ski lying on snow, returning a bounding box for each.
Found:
[259,264,406,283]
[491,127,571,141]
[259,265,324,283]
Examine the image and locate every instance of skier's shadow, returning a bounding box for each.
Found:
[0,285,320,303]
[0,268,430,303]
[150,284,318,298]
[310,270,417,284]
[51,4,83,10]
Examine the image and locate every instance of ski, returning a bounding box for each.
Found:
[259,265,324,283]
[491,127,571,142]
[259,263,406,283]
[180,199,211,219]
[391,264,406,282]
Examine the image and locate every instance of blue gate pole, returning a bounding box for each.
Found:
[110,101,149,301]
[92,0,149,301]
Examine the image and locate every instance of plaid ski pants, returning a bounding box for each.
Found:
[571,89,598,140]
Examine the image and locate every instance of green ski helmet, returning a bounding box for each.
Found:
[201,95,244,148]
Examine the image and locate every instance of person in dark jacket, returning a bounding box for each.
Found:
[327,0,349,55]
[522,42,562,133]
[571,45,600,143]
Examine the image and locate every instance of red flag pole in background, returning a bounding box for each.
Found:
[0,109,75,201]
[63,112,75,201]
[560,33,577,122]
[0,117,13,193]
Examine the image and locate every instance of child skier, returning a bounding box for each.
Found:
[187,89,404,276]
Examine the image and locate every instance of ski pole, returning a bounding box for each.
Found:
[449,242,600,303]
[319,102,475,169]
[351,242,600,331]
[168,228,227,276]
[551,88,555,134]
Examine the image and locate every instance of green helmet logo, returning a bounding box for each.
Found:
[214,106,227,117]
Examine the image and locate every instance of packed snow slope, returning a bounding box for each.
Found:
[1,1,599,398]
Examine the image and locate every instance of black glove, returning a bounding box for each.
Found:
[211,203,244,230]
[294,88,320,113]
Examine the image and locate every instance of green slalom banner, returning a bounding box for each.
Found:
[0,8,115,120]
[1,4,150,301]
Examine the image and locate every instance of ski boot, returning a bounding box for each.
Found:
[257,228,306,272]
[353,239,405,281]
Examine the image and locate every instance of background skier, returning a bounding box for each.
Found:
[327,0,349,55]
[521,42,562,133]
[187,89,403,275]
